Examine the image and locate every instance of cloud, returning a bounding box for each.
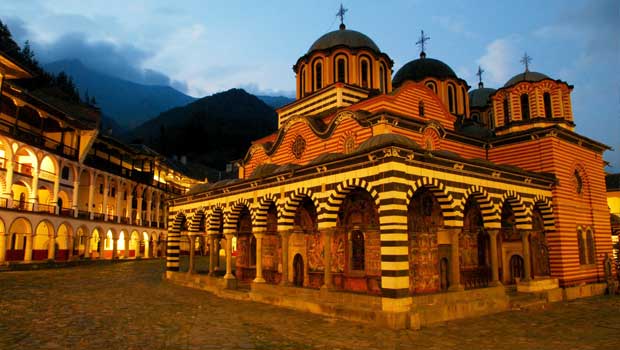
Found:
[237,83,294,98]
[431,15,475,38]
[476,37,520,86]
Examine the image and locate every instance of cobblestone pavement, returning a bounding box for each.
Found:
[0,259,618,350]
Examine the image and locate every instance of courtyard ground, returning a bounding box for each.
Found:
[0,258,618,350]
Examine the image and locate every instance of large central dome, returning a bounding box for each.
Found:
[308,25,380,53]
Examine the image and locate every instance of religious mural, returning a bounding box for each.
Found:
[408,189,443,294]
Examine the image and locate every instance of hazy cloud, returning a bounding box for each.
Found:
[476,37,519,86]
[237,82,294,98]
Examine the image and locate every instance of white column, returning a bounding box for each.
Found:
[188,235,196,274]
[449,229,464,291]
[30,170,39,210]
[522,232,532,282]
[224,233,235,280]
[321,229,332,289]
[112,236,118,259]
[154,195,161,227]
[489,230,501,286]
[253,233,265,283]
[146,196,152,226]
[124,237,130,258]
[279,231,290,286]
[67,235,73,260]
[98,236,105,259]
[144,236,150,258]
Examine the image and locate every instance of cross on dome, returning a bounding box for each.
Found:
[416,30,430,58]
[336,4,348,30]
[520,52,532,72]
[476,65,485,88]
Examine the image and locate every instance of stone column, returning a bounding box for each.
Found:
[29,170,39,210]
[87,173,95,219]
[102,176,109,221]
[279,231,290,286]
[124,237,131,258]
[321,229,333,289]
[98,236,105,259]
[115,182,122,223]
[153,240,159,258]
[52,171,60,215]
[112,236,118,259]
[224,233,235,280]
[67,236,73,260]
[154,196,161,227]
[146,198,152,226]
[144,237,150,258]
[126,193,133,224]
[72,180,79,218]
[0,233,6,263]
[449,229,463,291]
[521,231,532,282]
[47,234,56,260]
[187,235,196,274]
[253,233,266,283]
[3,160,14,207]
[24,234,33,262]
[83,236,91,258]
[489,230,501,286]
[208,235,216,276]
[136,196,143,224]
[134,238,141,258]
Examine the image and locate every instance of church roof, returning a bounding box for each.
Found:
[392,56,458,87]
[308,26,380,54]
[504,71,550,87]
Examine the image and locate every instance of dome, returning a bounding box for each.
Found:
[504,71,549,87]
[392,55,458,87]
[308,25,380,54]
[469,87,496,108]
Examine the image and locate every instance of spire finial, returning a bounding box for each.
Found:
[520,52,532,72]
[476,65,485,88]
[416,30,430,58]
[336,4,348,30]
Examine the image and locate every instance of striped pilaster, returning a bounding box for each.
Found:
[379,191,410,298]
[166,213,185,271]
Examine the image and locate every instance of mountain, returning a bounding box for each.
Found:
[129,88,278,170]
[43,59,196,131]
[256,95,294,109]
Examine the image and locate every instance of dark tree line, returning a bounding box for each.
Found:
[0,19,96,107]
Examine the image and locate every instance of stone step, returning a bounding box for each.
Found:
[508,292,548,310]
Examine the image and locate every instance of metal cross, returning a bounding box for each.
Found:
[416,30,430,54]
[336,4,348,25]
[476,66,485,84]
[520,52,532,72]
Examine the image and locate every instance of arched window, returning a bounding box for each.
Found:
[520,93,530,120]
[418,101,425,117]
[489,110,495,129]
[574,169,583,195]
[471,113,479,122]
[447,84,456,113]
[313,61,323,91]
[360,58,371,88]
[379,65,386,92]
[335,56,347,83]
[299,67,306,98]
[461,87,468,115]
[426,81,437,93]
[351,230,365,270]
[543,92,553,118]
[503,98,510,125]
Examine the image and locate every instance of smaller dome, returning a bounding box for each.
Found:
[469,87,496,108]
[357,133,420,152]
[504,71,549,87]
[393,56,458,87]
[308,25,380,54]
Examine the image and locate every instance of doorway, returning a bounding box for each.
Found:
[293,253,304,287]
[509,254,524,284]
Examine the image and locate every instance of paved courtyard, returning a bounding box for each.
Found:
[0,259,618,350]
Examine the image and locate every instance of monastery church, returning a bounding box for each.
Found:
[167,14,614,329]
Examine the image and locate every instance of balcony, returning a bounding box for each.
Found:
[0,119,78,160]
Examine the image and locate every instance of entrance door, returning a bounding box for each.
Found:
[509,255,524,284]
[293,254,304,287]
[440,257,450,291]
